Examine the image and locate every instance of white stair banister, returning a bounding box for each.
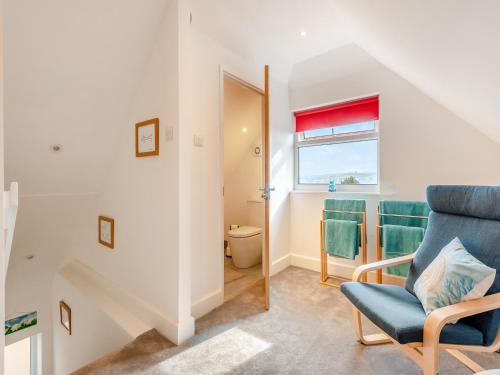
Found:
[4,182,18,275]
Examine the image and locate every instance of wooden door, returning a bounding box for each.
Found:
[262,65,271,309]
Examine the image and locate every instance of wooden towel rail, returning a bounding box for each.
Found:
[320,209,367,288]
[375,210,429,284]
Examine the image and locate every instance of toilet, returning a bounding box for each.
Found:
[227,226,262,268]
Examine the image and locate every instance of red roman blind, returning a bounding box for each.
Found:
[294,96,379,133]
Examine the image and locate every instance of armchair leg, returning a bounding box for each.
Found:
[422,339,439,375]
[446,350,484,373]
[352,308,391,345]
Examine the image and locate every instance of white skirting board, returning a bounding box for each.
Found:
[191,253,403,322]
[192,254,291,319]
[191,289,223,319]
[290,253,405,285]
[291,253,353,278]
[271,254,291,276]
[58,260,194,345]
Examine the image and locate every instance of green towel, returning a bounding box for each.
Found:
[382,224,424,277]
[379,200,430,228]
[379,200,430,246]
[324,199,366,223]
[324,219,359,260]
[324,199,366,245]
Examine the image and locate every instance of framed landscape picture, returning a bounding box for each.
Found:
[135,118,159,157]
[59,301,72,335]
[5,311,37,336]
[98,216,114,249]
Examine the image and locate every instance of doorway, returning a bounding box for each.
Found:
[222,72,267,304]
[5,334,42,375]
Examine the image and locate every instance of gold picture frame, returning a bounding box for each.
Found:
[59,301,72,335]
[135,118,159,157]
[98,216,114,249]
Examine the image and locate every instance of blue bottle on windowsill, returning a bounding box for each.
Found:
[328,179,336,192]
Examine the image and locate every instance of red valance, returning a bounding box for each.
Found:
[294,96,379,132]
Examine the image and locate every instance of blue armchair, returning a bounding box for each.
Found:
[341,186,500,374]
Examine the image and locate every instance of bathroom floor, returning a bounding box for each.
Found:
[224,257,263,302]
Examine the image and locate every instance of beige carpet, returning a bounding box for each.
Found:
[72,267,500,374]
[224,257,263,302]
[224,265,244,284]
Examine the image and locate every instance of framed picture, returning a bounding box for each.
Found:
[135,118,159,157]
[98,216,114,249]
[5,311,37,336]
[59,301,71,335]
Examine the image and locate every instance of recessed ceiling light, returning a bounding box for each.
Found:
[300,30,307,37]
[242,128,248,133]
[51,144,63,152]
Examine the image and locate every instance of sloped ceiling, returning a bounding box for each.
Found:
[223,77,262,177]
[4,0,169,195]
[6,0,500,197]
[192,0,500,143]
[189,0,352,82]
[289,43,381,90]
[332,0,500,143]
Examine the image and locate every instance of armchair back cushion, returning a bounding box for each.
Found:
[405,185,500,346]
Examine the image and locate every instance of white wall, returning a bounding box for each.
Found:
[72,2,194,344]
[288,57,500,278]
[332,1,500,144]
[52,273,133,375]
[268,79,293,275]
[182,1,293,318]
[224,151,263,239]
[3,0,169,197]
[0,2,5,370]
[3,2,192,373]
[5,194,97,375]
[3,0,293,371]
[4,2,292,370]
[6,4,194,373]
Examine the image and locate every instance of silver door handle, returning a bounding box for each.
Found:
[259,187,275,201]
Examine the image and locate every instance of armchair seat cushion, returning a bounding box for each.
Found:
[341,282,484,345]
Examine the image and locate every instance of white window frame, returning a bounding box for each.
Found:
[294,119,380,193]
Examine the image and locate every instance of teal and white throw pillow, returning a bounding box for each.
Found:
[414,237,496,318]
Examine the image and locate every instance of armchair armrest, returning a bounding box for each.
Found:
[352,253,415,282]
[424,292,500,341]
[422,292,500,375]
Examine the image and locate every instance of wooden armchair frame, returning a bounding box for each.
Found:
[349,254,500,375]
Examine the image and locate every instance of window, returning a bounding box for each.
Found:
[294,96,379,191]
[303,121,376,139]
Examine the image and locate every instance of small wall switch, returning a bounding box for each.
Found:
[193,135,204,147]
[165,127,174,141]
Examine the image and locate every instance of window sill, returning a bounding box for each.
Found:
[291,190,392,197]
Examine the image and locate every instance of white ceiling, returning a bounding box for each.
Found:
[189,0,353,82]
[6,0,500,196]
[194,0,500,143]
[4,0,169,195]
[289,43,380,90]
[332,0,500,143]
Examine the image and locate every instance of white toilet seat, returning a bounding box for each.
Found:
[228,226,261,238]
